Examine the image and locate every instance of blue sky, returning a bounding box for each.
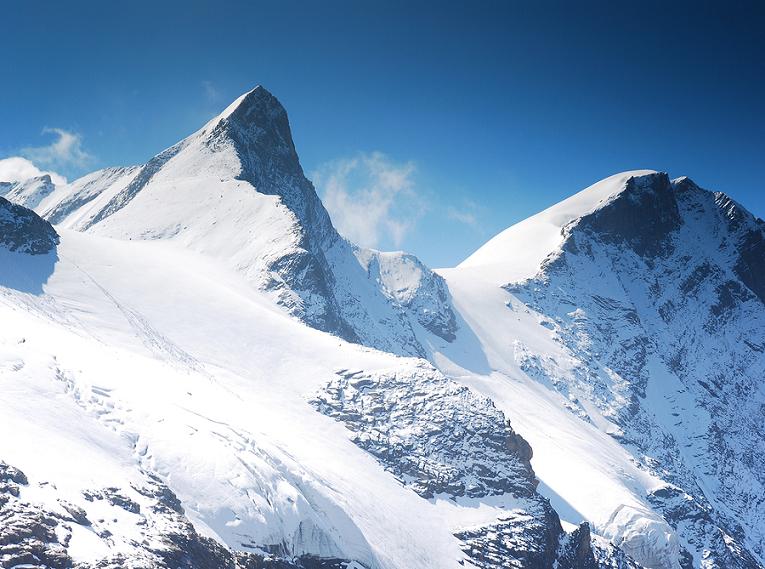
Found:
[2,0,764,267]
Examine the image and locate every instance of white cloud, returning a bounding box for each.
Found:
[21,128,92,171]
[0,156,67,185]
[313,152,424,249]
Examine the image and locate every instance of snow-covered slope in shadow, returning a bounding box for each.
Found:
[0,196,58,294]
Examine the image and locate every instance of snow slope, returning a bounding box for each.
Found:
[0,228,520,568]
[2,86,763,569]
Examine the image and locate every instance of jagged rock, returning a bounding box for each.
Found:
[455,505,622,569]
[311,364,621,568]
[311,363,537,499]
[0,464,73,569]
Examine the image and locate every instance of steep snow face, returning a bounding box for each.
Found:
[355,249,457,341]
[439,172,765,569]
[37,87,455,357]
[0,174,57,210]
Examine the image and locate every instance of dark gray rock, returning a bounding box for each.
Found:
[455,505,621,569]
[0,197,58,255]
[572,173,681,257]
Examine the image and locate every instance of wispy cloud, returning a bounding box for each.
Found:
[21,128,92,171]
[0,156,67,185]
[447,199,482,228]
[202,80,221,103]
[313,152,424,249]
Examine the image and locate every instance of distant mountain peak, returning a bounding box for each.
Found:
[0,173,57,211]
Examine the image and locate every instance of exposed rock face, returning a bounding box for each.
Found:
[312,364,538,499]
[508,172,765,568]
[0,462,363,569]
[455,503,608,569]
[0,197,58,255]
[570,173,681,257]
[454,503,562,569]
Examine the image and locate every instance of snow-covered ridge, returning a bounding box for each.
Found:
[458,170,658,282]
[0,174,56,210]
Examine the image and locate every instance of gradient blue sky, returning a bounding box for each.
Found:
[2,0,764,267]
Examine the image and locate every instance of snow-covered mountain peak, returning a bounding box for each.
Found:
[214,85,280,124]
[14,87,456,356]
[0,173,57,211]
[203,84,302,180]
